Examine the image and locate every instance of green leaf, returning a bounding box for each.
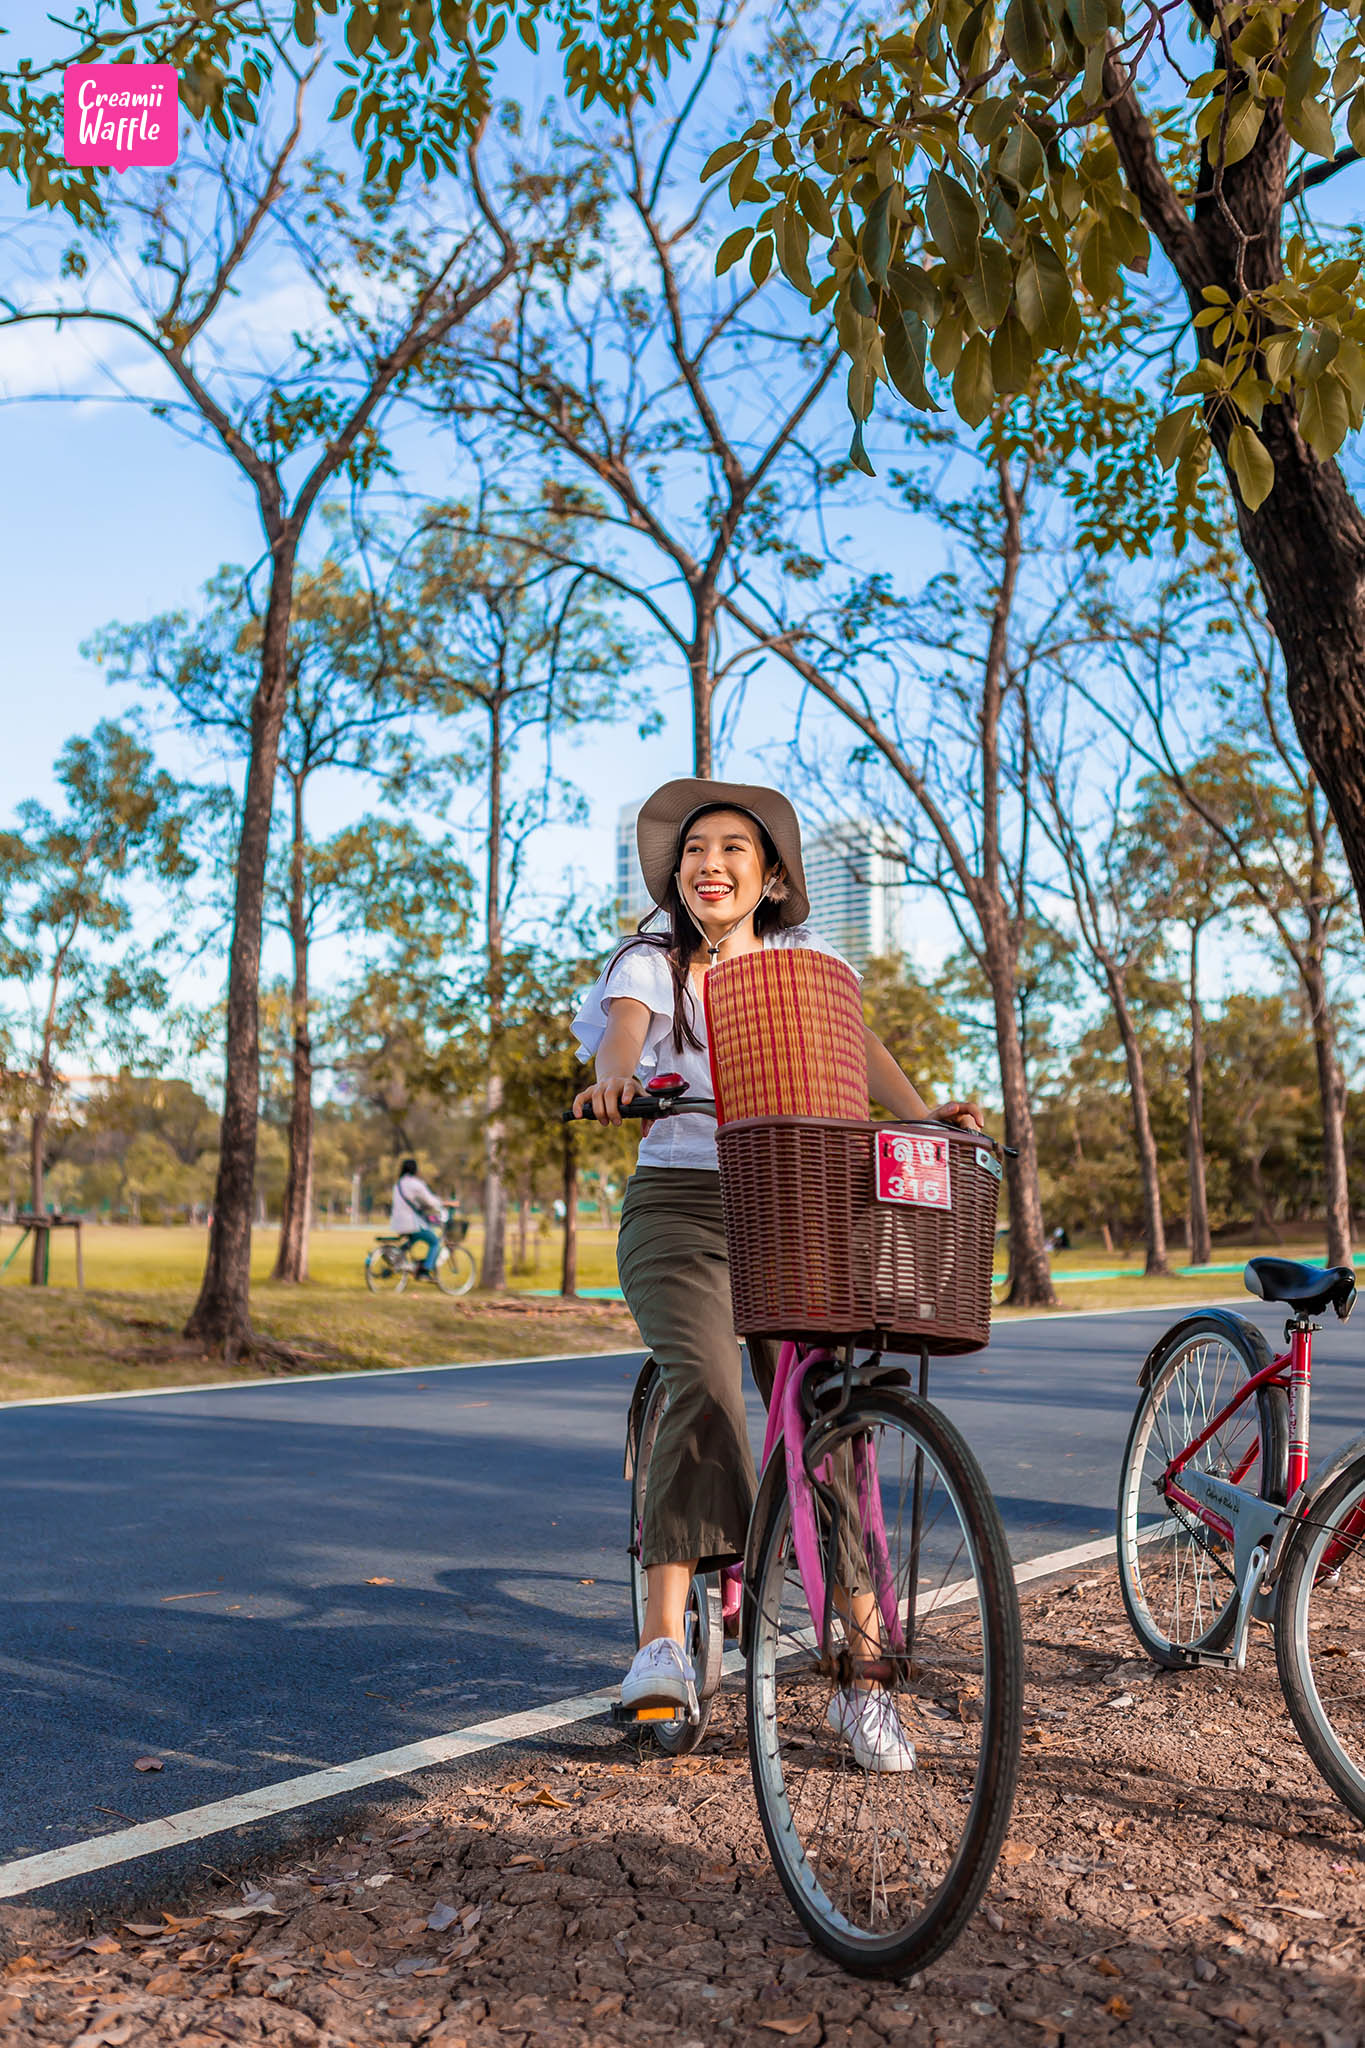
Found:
[345,3,374,56]
[1078,217,1118,302]
[953,331,994,427]
[1226,420,1275,511]
[961,235,1013,330]
[749,235,773,287]
[1003,0,1052,74]
[729,150,761,206]
[1015,234,1072,343]
[774,79,793,125]
[776,206,814,295]
[716,226,754,275]
[849,420,876,476]
[1285,93,1336,159]
[797,176,834,237]
[1349,89,1365,157]
[293,0,317,42]
[515,14,538,50]
[864,185,895,285]
[1298,370,1351,458]
[849,269,876,317]
[997,121,1045,193]
[1221,93,1265,167]
[989,312,1033,393]
[1154,403,1199,471]
[888,262,941,324]
[701,139,745,182]
[924,169,981,273]
[883,307,939,411]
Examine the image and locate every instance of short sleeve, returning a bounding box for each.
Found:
[767,922,861,982]
[571,942,685,1072]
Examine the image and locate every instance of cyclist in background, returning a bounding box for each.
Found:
[390,1157,447,1274]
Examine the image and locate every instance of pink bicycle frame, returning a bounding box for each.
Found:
[755,1340,906,1658]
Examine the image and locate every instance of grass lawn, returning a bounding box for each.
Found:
[0,1217,1337,1403]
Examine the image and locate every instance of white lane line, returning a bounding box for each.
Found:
[0,1349,642,1413]
[0,1526,1118,1902]
[0,1688,616,1901]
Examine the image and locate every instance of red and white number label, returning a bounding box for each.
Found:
[875,1130,952,1210]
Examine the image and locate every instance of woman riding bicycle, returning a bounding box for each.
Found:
[572,778,981,1770]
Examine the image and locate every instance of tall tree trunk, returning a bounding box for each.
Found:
[560,1124,578,1298]
[1302,954,1352,1268]
[687,587,716,777]
[515,1178,530,1273]
[274,771,313,1283]
[480,690,507,1291]
[28,1091,49,1284]
[1105,963,1168,1277]
[186,540,297,1352]
[982,918,1055,1307]
[1186,920,1212,1267]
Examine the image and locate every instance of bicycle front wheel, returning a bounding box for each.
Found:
[432,1244,477,1296]
[1117,1315,1288,1667]
[364,1246,408,1296]
[746,1389,1022,1977]
[1276,1451,1365,1822]
[628,1365,721,1756]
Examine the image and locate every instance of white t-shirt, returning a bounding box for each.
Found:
[571,925,856,1171]
[391,1174,443,1232]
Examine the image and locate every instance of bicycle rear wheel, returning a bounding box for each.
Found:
[746,1388,1022,1976]
[1117,1315,1288,1667]
[628,1365,721,1756]
[364,1246,408,1296]
[1275,1451,1365,1822]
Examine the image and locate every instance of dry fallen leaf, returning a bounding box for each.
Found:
[84,1936,122,1955]
[506,1855,545,1871]
[1103,1995,1133,2020]
[447,1932,480,1960]
[366,1577,395,1585]
[578,1578,596,1585]
[3,1957,46,1979]
[514,1788,572,1809]
[121,1924,163,1939]
[133,1757,164,1773]
[493,1779,532,1796]
[426,1903,459,1932]
[210,1902,281,1921]
[145,1970,184,1996]
[1002,1841,1037,1867]
[758,2018,817,2037]
[1095,1956,1122,1978]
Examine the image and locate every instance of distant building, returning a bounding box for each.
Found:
[615,799,654,927]
[803,823,902,970]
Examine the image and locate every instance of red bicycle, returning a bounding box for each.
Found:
[1117,1254,1365,1819]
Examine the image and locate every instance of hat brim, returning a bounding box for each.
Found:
[635,778,810,926]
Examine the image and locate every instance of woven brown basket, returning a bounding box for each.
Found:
[715,1116,1002,1355]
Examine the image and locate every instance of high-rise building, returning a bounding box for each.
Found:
[802,823,902,970]
[615,799,654,927]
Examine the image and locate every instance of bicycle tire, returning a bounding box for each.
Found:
[627,1365,721,1756]
[432,1244,477,1296]
[1117,1314,1288,1667]
[364,1246,408,1296]
[1275,1451,1365,1822]
[746,1388,1022,1976]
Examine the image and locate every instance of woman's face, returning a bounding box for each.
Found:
[676,809,776,937]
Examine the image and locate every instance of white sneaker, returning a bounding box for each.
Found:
[826,1686,917,1772]
[620,1636,697,1718]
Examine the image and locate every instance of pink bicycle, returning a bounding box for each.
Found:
[1117,1256,1365,1820]
[599,1086,1024,1975]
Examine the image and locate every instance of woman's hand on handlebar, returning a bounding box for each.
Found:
[932,1099,985,1133]
[572,1074,641,1126]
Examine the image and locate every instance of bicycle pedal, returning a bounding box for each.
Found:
[1185,1650,1239,1670]
[611,1701,695,1726]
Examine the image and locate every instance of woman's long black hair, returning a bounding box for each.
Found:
[611,805,790,1052]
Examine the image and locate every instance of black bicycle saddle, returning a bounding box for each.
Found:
[1244,1256,1357,1319]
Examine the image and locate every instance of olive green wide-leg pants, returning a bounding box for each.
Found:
[616,1166,868,1590]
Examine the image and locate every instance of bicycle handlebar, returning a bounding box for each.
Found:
[562,1097,718,1124]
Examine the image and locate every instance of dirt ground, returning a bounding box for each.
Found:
[3,1570,1364,2048]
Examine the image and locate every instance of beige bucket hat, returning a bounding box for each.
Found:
[636,777,810,927]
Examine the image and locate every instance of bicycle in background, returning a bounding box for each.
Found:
[1117,1253,1365,1820]
[364,1205,476,1297]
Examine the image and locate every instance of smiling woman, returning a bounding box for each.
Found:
[569,776,980,1742]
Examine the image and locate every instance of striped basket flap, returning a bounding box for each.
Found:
[703,948,870,1124]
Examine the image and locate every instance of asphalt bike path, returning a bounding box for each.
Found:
[2,1299,1361,1890]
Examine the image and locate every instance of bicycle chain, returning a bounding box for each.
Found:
[1160,1489,1239,1586]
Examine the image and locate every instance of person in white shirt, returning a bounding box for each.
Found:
[390,1157,447,1273]
[571,777,981,1771]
